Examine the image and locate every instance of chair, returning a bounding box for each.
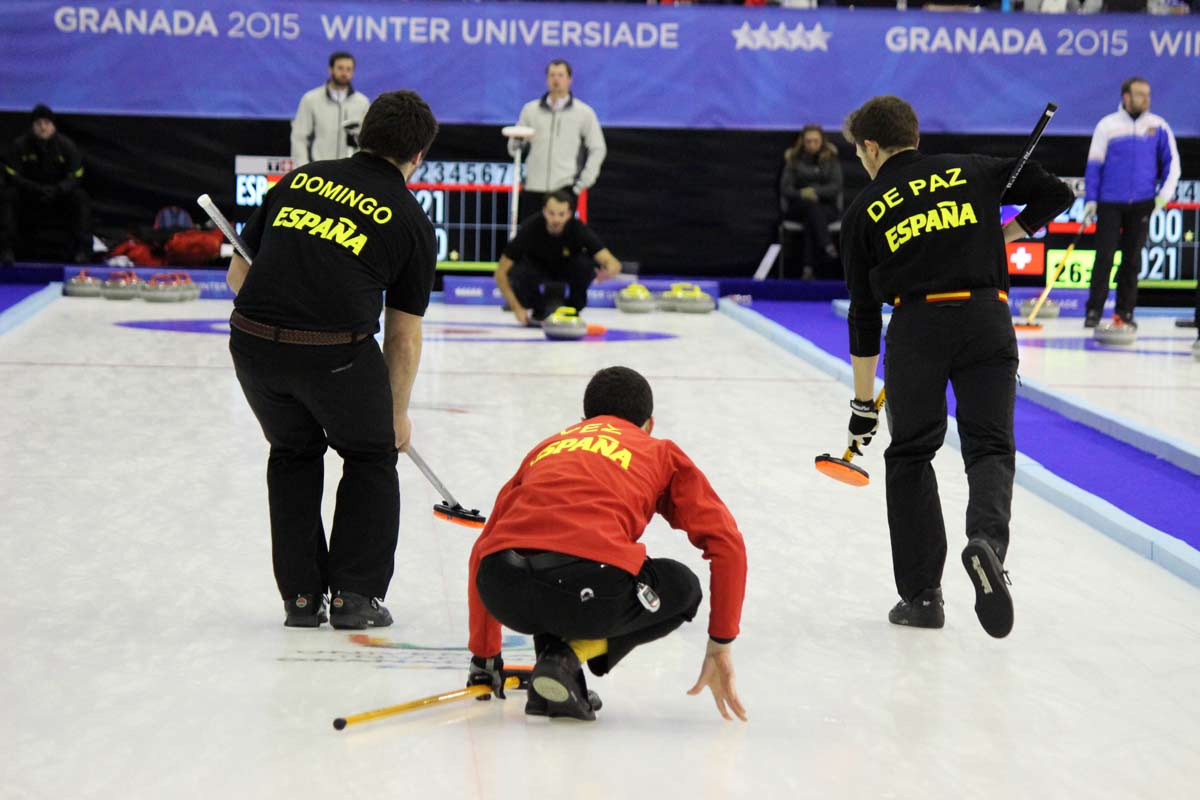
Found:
[778,190,843,279]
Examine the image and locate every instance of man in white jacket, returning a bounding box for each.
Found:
[509,60,607,221]
[291,52,372,167]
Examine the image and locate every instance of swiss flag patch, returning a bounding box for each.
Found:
[1006,242,1045,276]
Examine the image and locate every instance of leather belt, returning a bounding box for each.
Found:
[892,288,1008,307]
[230,310,370,346]
[499,549,584,572]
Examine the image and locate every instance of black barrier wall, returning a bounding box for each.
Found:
[2,111,1196,287]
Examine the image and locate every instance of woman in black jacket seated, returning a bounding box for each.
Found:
[780,124,843,279]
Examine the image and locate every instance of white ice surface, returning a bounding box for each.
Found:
[1,298,1198,799]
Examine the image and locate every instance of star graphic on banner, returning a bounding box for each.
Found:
[806,23,832,51]
[730,21,756,50]
[770,23,792,51]
[789,23,810,51]
[753,22,773,50]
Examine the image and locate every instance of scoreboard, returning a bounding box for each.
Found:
[407,160,517,269]
[231,156,588,269]
[1009,177,1199,290]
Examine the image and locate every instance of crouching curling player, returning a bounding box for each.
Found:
[464,366,748,721]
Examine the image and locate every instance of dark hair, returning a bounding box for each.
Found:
[1121,76,1149,95]
[786,124,833,165]
[31,104,54,123]
[329,51,355,68]
[544,189,574,208]
[843,96,919,151]
[584,366,653,426]
[358,90,439,164]
[546,59,573,77]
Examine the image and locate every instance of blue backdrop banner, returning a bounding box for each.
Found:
[1,2,1197,135]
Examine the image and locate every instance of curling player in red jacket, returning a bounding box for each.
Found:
[466,366,748,721]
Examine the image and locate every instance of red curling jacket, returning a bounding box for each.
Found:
[468,415,747,657]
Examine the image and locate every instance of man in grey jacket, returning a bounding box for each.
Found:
[509,60,607,221]
[290,52,371,167]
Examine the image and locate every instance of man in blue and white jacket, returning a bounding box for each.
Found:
[1082,77,1180,329]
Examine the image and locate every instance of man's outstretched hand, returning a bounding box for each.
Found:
[688,639,748,721]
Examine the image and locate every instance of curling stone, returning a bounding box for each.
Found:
[100,271,142,300]
[657,282,715,314]
[64,270,102,298]
[1093,317,1137,346]
[542,306,588,340]
[172,272,202,301]
[1019,298,1060,319]
[615,282,656,313]
[141,273,188,302]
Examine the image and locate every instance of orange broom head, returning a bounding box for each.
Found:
[586,323,607,336]
[433,503,486,528]
[814,454,871,487]
[1013,323,1044,330]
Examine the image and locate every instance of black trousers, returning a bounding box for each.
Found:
[518,186,576,222]
[476,550,702,676]
[0,184,91,255]
[1086,199,1155,318]
[883,296,1017,601]
[783,199,836,263]
[229,328,400,601]
[508,255,595,316]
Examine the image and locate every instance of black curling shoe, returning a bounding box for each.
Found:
[284,593,328,628]
[530,640,597,721]
[888,587,945,629]
[329,591,393,629]
[962,539,1013,639]
[526,688,602,717]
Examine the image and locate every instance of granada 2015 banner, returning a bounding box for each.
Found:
[1,2,1197,135]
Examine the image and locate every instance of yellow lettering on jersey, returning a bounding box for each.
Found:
[528,432,632,470]
[908,178,927,196]
[286,171,394,224]
[591,435,619,458]
[944,167,967,187]
[310,217,333,238]
[271,206,370,256]
[884,201,978,253]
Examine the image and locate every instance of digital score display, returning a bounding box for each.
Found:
[1011,177,1199,290]
[408,160,517,269]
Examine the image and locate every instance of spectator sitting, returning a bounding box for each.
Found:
[1,105,91,266]
[780,124,843,279]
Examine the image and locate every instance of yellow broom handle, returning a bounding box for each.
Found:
[334,676,520,730]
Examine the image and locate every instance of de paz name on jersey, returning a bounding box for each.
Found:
[866,166,978,254]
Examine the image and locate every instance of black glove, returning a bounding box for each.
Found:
[847,397,879,456]
[467,655,505,700]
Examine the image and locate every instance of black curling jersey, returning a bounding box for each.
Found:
[841,150,1073,357]
[235,151,437,334]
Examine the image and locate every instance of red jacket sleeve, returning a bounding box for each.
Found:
[656,444,747,640]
